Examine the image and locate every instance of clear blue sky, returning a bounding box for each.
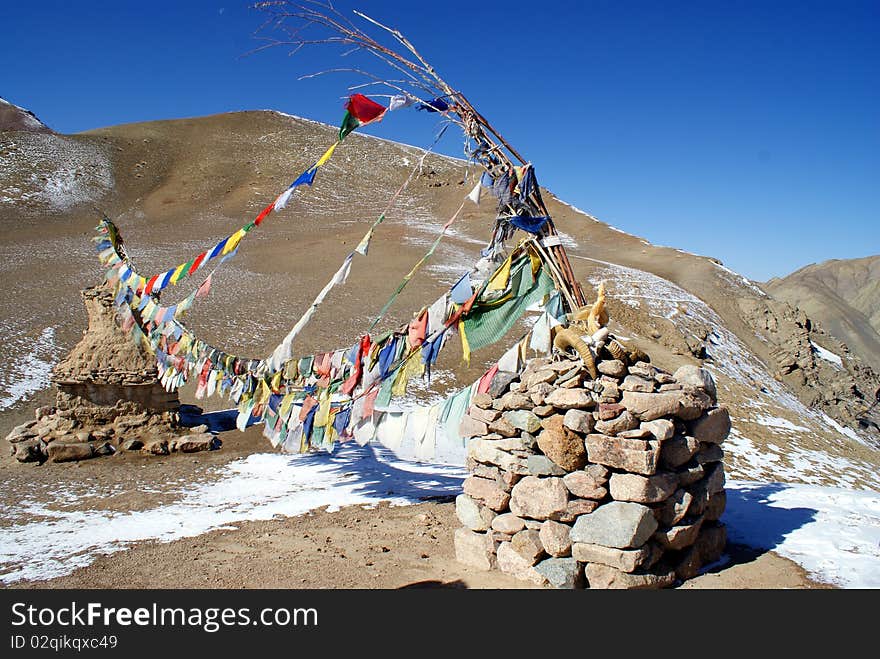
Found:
[2,0,877,281]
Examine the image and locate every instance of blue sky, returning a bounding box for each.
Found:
[2,0,877,281]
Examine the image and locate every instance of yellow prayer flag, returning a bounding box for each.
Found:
[222,228,246,256]
[459,319,471,367]
[315,142,338,167]
[486,253,513,291]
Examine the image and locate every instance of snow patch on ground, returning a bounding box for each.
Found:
[725,480,880,588]
[810,341,843,367]
[0,443,466,584]
[0,327,56,410]
[754,414,810,434]
[713,261,767,297]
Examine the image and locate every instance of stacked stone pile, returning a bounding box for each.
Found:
[454,353,729,589]
[5,285,220,463]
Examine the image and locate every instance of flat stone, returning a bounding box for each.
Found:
[572,543,652,573]
[469,406,501,424]
[463,476,511,512]
[562,470,608,500]
[526,369,557,389]
[456,493,496,531]
[562,409,594,434]
[569,501,658,549]
[488,371,519,399]
[621,390,684,421]
[618,427,652,439]
[527,455,567,476]
[496,469,522,492]
[659,383,682,391]
[534,557,582,589]
[492,513,526,535]
[467,440,530,474]
[654,371,676,385]
[93,441,115,456]
[594,410,639,435]
[659,488,694,527]
[532,404,555,417]
[556,498,601,523]
[488,416,518,438]
[640,419,675,441]
[585,434,659,475]
[673,365,717,402]
[48,442,95,463]
[655,517,704,551]
[629,362,655,378]
[504,410,542,434]
[609,472,678,503]
[689,407,731,444]
[539,520,573,557]
[620,375,655,392]
[549,360,581,373]
[597,403,626,420]
[545,389,594,410]
[454,528,497,570]
[188,424,209,434]
[459,415,489,439]
[585,563,675,590]
[597,359,627,378]
[143,440,169,456]
[510,476,569,521]
[472,393,494,409]
[537,416,588,471]
[496,542,548,585]
[500,391,535,411]
[660,435,700,469]
[5,421,38,443]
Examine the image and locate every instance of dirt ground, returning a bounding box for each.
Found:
[2,419,828,590]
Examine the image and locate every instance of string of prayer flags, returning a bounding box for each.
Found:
[339,93,388,140]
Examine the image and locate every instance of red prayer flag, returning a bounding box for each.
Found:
[346,93,387,125]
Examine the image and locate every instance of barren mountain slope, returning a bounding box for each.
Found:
[0,97,52,134]
[765,256,880,371]
[0,108,877,491]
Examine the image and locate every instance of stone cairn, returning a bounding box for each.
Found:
[454,351,729,589]
[6,284,220,463]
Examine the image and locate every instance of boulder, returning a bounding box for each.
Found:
[640,419,675,441]
[488,416,518,438]
[454,528,497,570]
[143,440,170,456]
[488,371,519,399]
[48,442,95,463]
[562,409,594,434]
[511,529,545,564]
[463,476,511,512]
[597,359,627,378]
[706,490,727,521]
[585,434,660,475]
[173,433,218,453]
[509,476,569,521]
[695,523,727,564]
[496,542,548,585]
[498,391,534,411]
[673,365,717,402]
[660,435,700,469]
[13,439,45,463]
[654,517,704,551]
[539,520,573,557]
[537,417,588,471]
[534,557,583,589]
[503,410,542,434]
[456,493,496,531]
[620,375,655,393]
[545,389,593,410]
[677,389,714,420]
[120,438,144,451]
[562,470,608,500]
[469,406,501,424]
[491,513,526,535]
[609,472,678,503]
[556,498,601,523]
[697,442,724,464]
[569,501,658,549]
[689,407,731,444]
[472,393,494,409]
[527,455,566,477]
[597,403,626,420]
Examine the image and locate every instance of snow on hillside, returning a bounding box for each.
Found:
[0,132,113,210]
[575,255,880,490]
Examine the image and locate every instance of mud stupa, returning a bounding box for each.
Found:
[6,284,217,463]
